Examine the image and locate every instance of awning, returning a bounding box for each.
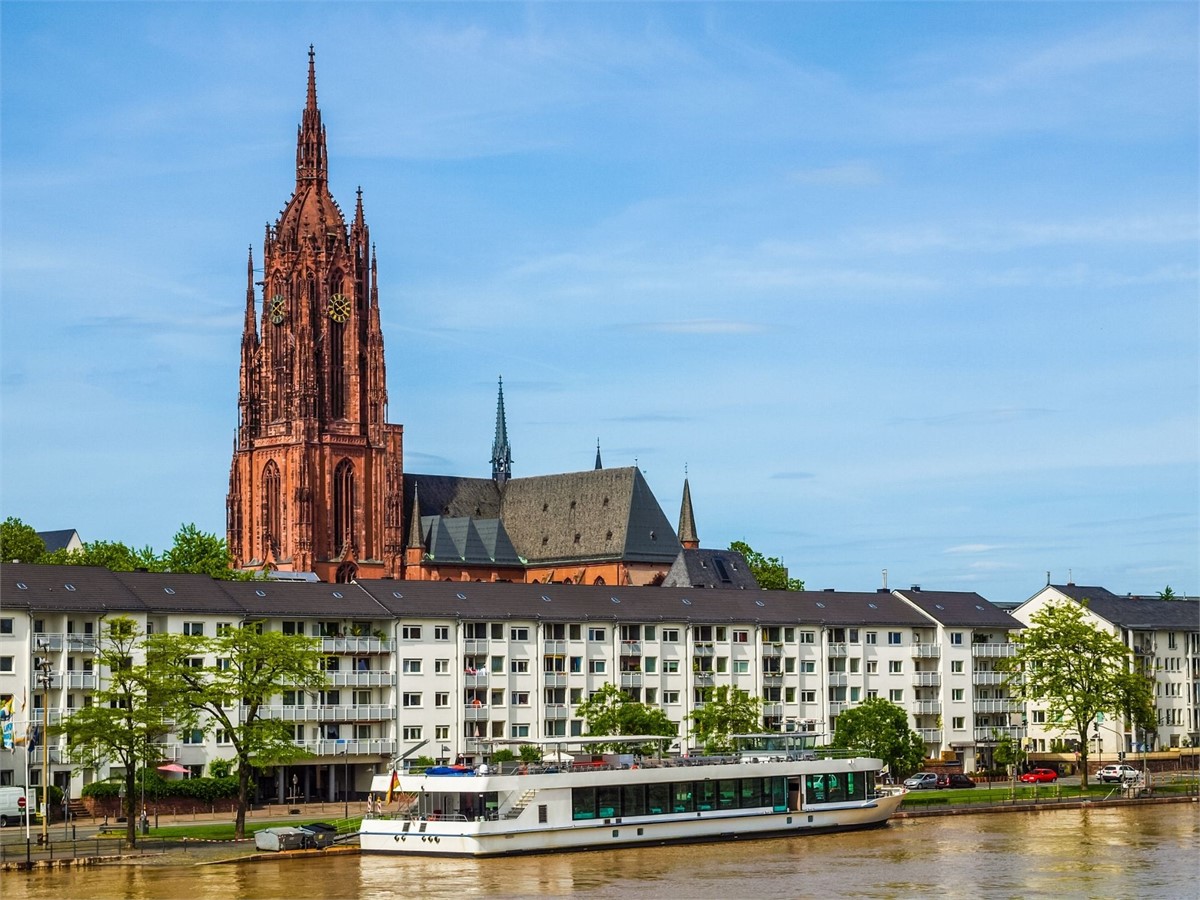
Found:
[156,763,188,773]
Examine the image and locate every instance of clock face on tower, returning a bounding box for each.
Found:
[269,295,286,325]
[328,293,351,323]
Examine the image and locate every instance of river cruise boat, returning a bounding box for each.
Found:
[360,735,903,857]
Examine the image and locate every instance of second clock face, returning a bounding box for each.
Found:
[269,295,286,325]
[328,293,351,323]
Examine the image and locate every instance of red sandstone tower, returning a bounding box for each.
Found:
[227,48,404,582]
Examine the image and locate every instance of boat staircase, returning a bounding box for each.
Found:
[504,789,538,820]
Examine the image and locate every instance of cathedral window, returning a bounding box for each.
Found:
[333,458,355,553]
[262,460,282,556]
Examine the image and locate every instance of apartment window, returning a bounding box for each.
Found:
[715,627,728,642]
[950,632,963,645]
[569,657,583,674]
[799,631,815,644]
[0,619,12,635]
[1032,710,1046,724]
[434,625,450,641]
[889,661,903,674]
[733,660,749,674]
[512,692,530,706]
[867,689,878,700]
[888,632,902,645]
[217,658,232,672]
[801,660,815,673]
[183,622,204,636]
[663,691,680,704]
[510,659,530,674]
[785,687,796,702]
[952,717,965,730]
[849,658,861,674]
[952,689,964,701]
[644,657,658,674]
[216,730,232,745]
[402,659,422,674]
[644,626,656,641]
[0,658,12,673]
[282,621,305,636]
[353,690,372,705]
[435,692,449,708]
[800,690,816,703]
[570,688,584,704]
[183,729,204,745]
[850,687,861,702]
[866,661,878,674]
[849,629,860,643]
[644,688,657,704]
[662,629,680,643]
[716,657,729,673]
[185,657,204,669]
[510,724,530,738]
[951,660,964,674]
[865,632,877,645]
[569,624,582,641]
[320,689,341,705]
[733,630,749,643]
[214,622,231,636]
[888,689,903,702]
[491,690,505,706]
[402,726,422,741]
[588,660,607,674]
[587,627,606,642]
[785,657,797,673]
[489,655,504,674]
[282,691,304,706]
[434,659,450,674]
[402,692,422,708]
[510,627,530,641]
[401,626,422,640]
[663,659,680,674]
[435,725,450,741]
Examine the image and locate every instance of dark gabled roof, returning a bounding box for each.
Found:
[221,579,391,620]
[500,466,681,565]
[404,474,500,523]
[778,591,934,627]
[893,589,1020,629]
[1,564,146,613]
[421,516,523,567]
[1053,585,1200,631]
[36,529,81,553]
[112,571,244,615]
[661,549,759,590]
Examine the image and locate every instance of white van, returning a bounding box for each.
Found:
[0,786,30,827]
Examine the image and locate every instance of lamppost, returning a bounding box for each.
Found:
[337,747,349,819]
[34,641,52,846]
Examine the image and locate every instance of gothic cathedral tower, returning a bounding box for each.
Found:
[227,48,404,582]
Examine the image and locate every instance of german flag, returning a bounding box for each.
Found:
[385,769,399,804]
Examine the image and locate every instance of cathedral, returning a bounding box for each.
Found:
[228,50,750,589]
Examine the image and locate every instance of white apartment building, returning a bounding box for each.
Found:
[1015,584,1200,757]
[24,565,1194,803]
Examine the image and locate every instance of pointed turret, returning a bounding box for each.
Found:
[405,484,425,573]
[295,45,327,185]
[491,376,513,488]
[594,438,603,470]
[678,476,699,550]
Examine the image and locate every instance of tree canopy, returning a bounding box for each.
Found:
[728,540,804,591]
[998,599,1155,788]
[0,516,45,563]
[575,683,677,752]
[687,685,762,754]
[829,697,926,779]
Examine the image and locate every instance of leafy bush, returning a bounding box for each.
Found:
[491,749,516,763]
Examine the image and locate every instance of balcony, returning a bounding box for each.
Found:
[32,633,64,652]
[972,671,1006,685]
[692,644,716,657]
[761,643,784,658]
[828,701,849,715]
[543,673,568,687]
[762,671,783,683]
[326,669,396,687]
[464,705,489,722]
[917,729,942,744]
[827,643,850,657]
[544,704,569,721]
[912,672,941,687]
[912,644,941,658]
[619,672,643,688]
[972,643,1016,658]
[65,634,98,653]
[974,726,1021,742]
[151,744,181,761]
[826,672,849,686]
[254,704,393,722]
[64,673,99,690]
[463,639,489,655]
[319,636,394,655]
[694,672,715,684]
[31,747,67,764]
[913,700,941,715]
[762,702,784,717]
[621,641,642,655]
[463,672,489,688]
[973,699,1021,714]
[543,640,566,654]
[294,739,397,757]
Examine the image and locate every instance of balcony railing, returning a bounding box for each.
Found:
[66,634,98,653]
[463,639,489,655]
[543,673,568,687]
[253,704,393,722]
[826,672,849,686]
[619,672,643,688]
[974,726,1021,742]
[32,633,64,652]
[912,672,941,687]
[917,728,943,744]
[828,701,849,715]
[827,643,849,657]
[544,704,569,721]
[151,744,181,761]
[31,747,67,764]
[913,700,941,715]
[326,669,396,687]
[972,671,1006,685]
[543,641,566,654]
[972,643,1016,658]
[762,671,783,682]
[912,644,941,658]
[319,636,394,655]
[621,641,642,654]
[64,673,99,690]
[694,672,715,684]
[762,702,784,717]
[464,705,489,722]
[973,699,1021,714]
[761,643,784,658]
[293,739,397,757]
[692,644,716,657]
[463,672,489,688]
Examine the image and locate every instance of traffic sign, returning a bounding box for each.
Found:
[17,796,26,808]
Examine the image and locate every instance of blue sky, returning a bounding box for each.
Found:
[1,3,1196,602]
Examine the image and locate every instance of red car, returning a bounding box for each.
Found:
[1020,768,1058,783]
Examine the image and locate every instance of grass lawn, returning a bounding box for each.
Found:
[104,817,364,842]
[899,782,1147,809]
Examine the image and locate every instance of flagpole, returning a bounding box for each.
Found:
[24,724,31,841]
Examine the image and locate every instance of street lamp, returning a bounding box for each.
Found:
[34,641,52,846]
[337,747,349,820]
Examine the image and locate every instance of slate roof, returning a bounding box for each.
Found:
[36,530,81,553]
[421,516,523,567]
[1,564,145,613]
[892,589,1020,629]
[661,549,760,590]
[1052,584,1200,631]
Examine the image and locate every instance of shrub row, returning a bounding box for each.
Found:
[81,774,238,802]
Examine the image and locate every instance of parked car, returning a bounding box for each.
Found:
[936,773,976,789]
[1019,768,1058,784]
[1097,764,1140,783]
[903,772,939,790]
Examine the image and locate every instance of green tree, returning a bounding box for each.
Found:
[41,539,159,572]
[998,600,1155,788]
[1158,585,1177,601]
[56,617,181,848]
[829,697,926,780]
[147,623,327,837]
[576,683,677,752]
[728,541,804,591]
[992,733,1026,778]
[687,685,762,755]
[0,516,45,563]
[163,523,238,579]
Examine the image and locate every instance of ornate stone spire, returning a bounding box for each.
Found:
[295,45,327,185]
[491,376,513,488]
[594,438,603,470]
[678,476,699,550]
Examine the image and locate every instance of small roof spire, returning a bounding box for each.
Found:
[296,45,327,184]
[678,475,699,550]
[594,438,603,470]
[491,376,513,488]
[407,483,424,550]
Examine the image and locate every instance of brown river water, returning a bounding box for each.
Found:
[5,804,1198,900]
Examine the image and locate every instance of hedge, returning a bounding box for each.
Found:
[82,774,238,802]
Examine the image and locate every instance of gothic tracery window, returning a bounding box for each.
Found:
[262,460,282,557]
[333,458,355,553]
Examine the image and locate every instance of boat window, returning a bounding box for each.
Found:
[572,788,597,820]
[717,780,738,810]
[695,781,716,812]
[648,782,670,816]
[622,784,647,818]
